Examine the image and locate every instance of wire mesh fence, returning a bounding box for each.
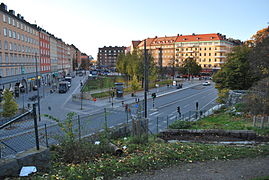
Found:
[0,101,222,158]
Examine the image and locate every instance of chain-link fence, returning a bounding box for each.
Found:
[0,100,221,158]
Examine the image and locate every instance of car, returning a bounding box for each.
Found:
[203,81,211,86]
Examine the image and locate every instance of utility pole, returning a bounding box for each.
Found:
[35,53,41,121]
[144,39,148,118]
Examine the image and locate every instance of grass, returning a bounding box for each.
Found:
[169,111,269,136]
[82,76,125,92]
[29,137,269,179]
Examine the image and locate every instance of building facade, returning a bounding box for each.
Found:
[0,2,82,96]
[97,46,126,69]
[0,3,40,93]
[175,33,234,72]
[136,33,235,73]
[39,30,51,84]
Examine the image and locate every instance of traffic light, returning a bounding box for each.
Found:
[177,106,180,113]
[151,93,156,99]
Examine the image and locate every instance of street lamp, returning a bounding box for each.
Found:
[35,53,41,121]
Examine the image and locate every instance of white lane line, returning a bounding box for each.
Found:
[169,115,176,120]
[183,104,190,108]
[200,97,218,110]
[149,111,159,116]
[158,88,216,109]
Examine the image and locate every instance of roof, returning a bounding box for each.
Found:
[175,33,224,42]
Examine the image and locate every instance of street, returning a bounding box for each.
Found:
[0,76,218,157]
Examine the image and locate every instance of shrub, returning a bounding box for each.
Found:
[169,120,194,129]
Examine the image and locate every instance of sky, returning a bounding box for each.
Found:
[2,0,269,59]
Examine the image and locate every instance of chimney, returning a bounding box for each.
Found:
[21,16,24,20]
[155,36,157,38]
[0,3,7,11]
[177,34,179,36]
[17,13,21,19]
[9,10,15,15]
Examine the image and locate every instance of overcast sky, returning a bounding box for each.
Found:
[2,0,269,59]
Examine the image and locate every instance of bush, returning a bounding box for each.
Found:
[169,120,194,129]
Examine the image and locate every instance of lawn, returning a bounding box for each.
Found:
[82,76,125,92]
[169,111,269,135]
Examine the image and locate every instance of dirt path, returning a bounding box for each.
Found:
[117,156,269,180]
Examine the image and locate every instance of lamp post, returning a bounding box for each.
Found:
[35,53,41,121]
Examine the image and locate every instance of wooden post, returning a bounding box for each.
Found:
[261,116,265,128]
[253,116,256,127]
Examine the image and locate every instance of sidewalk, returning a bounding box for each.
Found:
[118,156,269,180]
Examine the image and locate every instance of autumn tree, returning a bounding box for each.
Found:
[251,26,269,44]
[130,75,140,95]
[247,35,269,79]
[2,89,18,118]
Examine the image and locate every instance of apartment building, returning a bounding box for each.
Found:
[0,3,40,93]
[135,33,235,73]
[137,36,177,67]
[97,46,126,69]
[39,29,51,84]
[175,33,234,72]
[49,35,58,74]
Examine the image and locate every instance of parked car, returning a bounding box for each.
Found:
[203,81,211,86]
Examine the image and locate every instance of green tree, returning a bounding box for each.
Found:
[213,45,255,90]
[2,89,18,118]
[130,75,140,94]
[181,58,202,77]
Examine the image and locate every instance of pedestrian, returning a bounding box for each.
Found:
[122,101,124,107]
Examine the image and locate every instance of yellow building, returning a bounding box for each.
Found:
[136,33,235,73]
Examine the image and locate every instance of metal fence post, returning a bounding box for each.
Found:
[45,124,48,148]
[33,104,40,150]
[156,116,159,134]
[167,115,169,128]
[104,108,108,131]
[78,115,81,141]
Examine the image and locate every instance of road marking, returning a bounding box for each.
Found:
[169,115,176,120]
[149,111,158,116]
[183,104,190,108]
[200,97,218,110]
[157,88,215,109]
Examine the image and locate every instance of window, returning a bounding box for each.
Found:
[12,19,15,26]
[209,53,211,56]
[204,48,206,50]
[9,30,12,38]
[17,32,20,40]
[4,41,8,50]
[204,53,206,56]
[8,16,11,24]
[3,14,6,22]
[21,34,24,41]
[209,58,211,62]
[0,40,1,49]
[9,42,13,51]
[209,47,211,50]
[3,28,7,36]
[5,53,9,63]
[0,53,2,63]
[17,21,20,28]
[13,31,16,39]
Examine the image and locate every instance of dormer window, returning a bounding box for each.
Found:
[183,38,186,40]
[210,37,214,39]
[196,37,200,40]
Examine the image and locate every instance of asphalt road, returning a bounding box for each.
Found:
[0,77,218,157]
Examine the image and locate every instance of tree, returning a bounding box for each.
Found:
[251,26,269,44]
[213,45,255,90]
[181,58,202,77]
[247,35,269,79]
[2,89,18,118]
[130,75,140,94]
[243,77,269,116]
